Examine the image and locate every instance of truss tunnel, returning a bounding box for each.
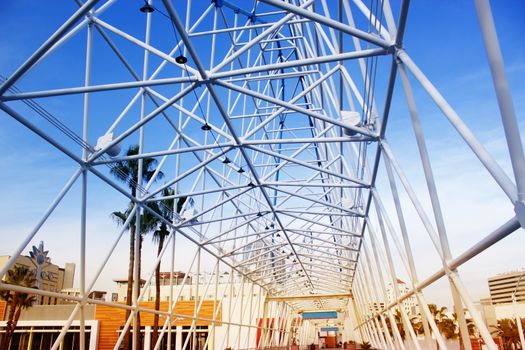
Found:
[0,1,523,350]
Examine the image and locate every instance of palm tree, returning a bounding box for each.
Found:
[439,318,457,340]
[360,341,372,350]
[385,310,406,342]
[491,319,520,350]
[410,314,424,335]
[428,304,448,326]
[428,304,450,333]
[112,201,160,350]
[150,188,187,349]
[426,304,453,348]
[110,144,164,349]
[0,265,37,349]
[393,309,406,340]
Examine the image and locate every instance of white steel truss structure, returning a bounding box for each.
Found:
[0,1,523,350]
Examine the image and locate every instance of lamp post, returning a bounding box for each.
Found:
[513,272,525,349]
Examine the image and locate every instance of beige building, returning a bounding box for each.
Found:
[488,270,525,304]
[479,270,525,324]
[0,242,75,305]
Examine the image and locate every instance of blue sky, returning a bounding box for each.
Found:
[0,0,524,308]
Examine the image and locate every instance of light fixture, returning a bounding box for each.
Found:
[175,55,188,64]
[222,157,231,164]
[238,167,245,174]
[140,3,154,13]
[248,182,256,188]
[201,123,211,131]
[340,110,361,136]
[95,132,120,157]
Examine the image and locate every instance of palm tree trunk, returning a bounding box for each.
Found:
[123,225,135,350]
[2,293,17,350]
[151,233,165,349]
[134,232,143,348]
[9,305,23,347]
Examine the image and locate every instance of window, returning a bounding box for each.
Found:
[8,326,91,350]
[181,327,209,350]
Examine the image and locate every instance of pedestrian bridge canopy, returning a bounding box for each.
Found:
[0,1,523,350]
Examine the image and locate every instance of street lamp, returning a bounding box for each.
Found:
[512,272,525,349]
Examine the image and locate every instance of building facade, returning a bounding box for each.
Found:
[488,271,525,304]
[386,279,417,317]
[481,270,525,321]
[0,242,75,305]
[0,272,270,350]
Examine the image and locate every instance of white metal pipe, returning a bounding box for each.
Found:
[398,61,475,350]
[259,0,391,49]
[210,0,315,73]
[0,168,81,279]
[0,0,100,95]
[397,50,517,201]
[474,0,525,203]
[1,76,197,101]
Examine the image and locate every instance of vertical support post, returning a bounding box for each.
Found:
[246,282,254,349]
[227,266,234,348]
[238,275,245,350]
[79,19,93,350]
[193,248,201,350]
[351,296,365,343]
[80,171,87,350]
[213,261,219,350]
[256,285,263,348]
[261,296,269,349]
[168,232,177,350]
[132,5,153,349]
[513,283,525,349]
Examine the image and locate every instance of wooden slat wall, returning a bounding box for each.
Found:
[95,300,221,350]
[0,300,6,320]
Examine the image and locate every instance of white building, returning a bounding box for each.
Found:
[386,279,418,317]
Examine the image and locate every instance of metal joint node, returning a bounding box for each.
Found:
[514,200,525,228]
[386,44,397,55]
[393,47,406,62]
[212,0,224,8]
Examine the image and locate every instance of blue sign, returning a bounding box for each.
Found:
[302,311,338,319]
[320,327,339,332]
